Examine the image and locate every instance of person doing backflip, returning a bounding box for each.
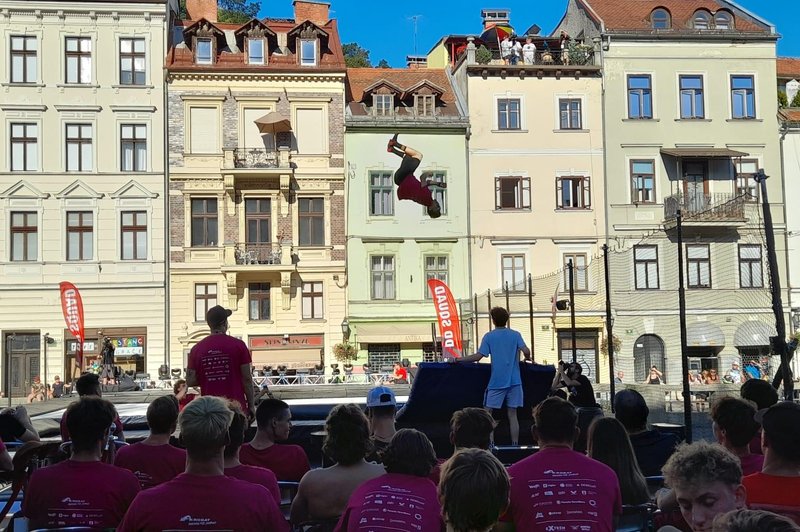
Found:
[387,134,444,218]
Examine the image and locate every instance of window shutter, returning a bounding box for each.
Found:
[495,178,502,209]
[522,178,531,208]
[556,178,563,209]
[583,177,591,208]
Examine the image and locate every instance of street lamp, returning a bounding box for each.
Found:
[340,318,351,341]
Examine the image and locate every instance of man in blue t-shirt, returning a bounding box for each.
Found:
[456,307,531,445]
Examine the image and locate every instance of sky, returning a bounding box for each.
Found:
[258,0,799,67]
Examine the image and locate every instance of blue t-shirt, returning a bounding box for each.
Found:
[478,328,527,389]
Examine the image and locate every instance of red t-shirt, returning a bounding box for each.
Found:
[397,174,433,207]
[60,409,124,441]
[178,393,196,411]
[743,472,800,507]
[335,473,444,532]
[117,473,288,532]
[225,464,281,505]
[502,447,622,532]
[239,442,310,482]
[114,442,187,489]
[188,334,252,410]
[739,453,764,477]
[22,460,140,530]
[394,367,409,381]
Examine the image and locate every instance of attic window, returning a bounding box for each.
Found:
[692,10,711,30]
[196,38,212,64]
[415,94,435,117]
[300,39,317,66]
[248,38,265,64]
[373,94,394,116]
[714,11,733,30]
[651,8,671,29]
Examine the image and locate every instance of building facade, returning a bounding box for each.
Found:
[344,68,470,369]
[558,0,788,383]
[0,0,169,394]
[166,0,348,374]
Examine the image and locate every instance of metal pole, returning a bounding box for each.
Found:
[431,322,439,361]
[569,259,577,363]
[473,293,479,347]
[527,274,535,362]
[487,289,493,331]
[504,282,510,325]
[755,171,794,399]
[603,245,616,411]
[5,335,12,407]
[43,334,48,401]
[676,210,693,442]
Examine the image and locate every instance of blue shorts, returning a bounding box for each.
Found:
[484,385,524,409]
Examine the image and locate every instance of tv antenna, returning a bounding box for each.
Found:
[408,15,422,55]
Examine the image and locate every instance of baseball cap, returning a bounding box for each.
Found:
[366,386,396,408]
[755,401,800,448]
[206,305,232,327]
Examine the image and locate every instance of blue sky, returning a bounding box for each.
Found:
[259,0,799,67]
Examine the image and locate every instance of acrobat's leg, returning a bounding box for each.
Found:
[391,137,423,186]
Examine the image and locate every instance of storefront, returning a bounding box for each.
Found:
[248,334,325,370]
[64,327,147,382]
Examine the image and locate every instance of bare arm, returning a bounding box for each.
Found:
[186,368,198,388]
[289,477,311,525]
[241,363,255,417]
[457,353,485,363]
[0,448,11,471]
[14,407,40,442]
[519,346,531,361]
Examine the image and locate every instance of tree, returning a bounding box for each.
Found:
[791,90,800,108]
[217,0,260,23]
[377,59,390,68]
[779,90,788,109]
[343,42,371,68]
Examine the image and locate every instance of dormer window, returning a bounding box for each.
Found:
[651,8,671,29]
[196,38,213,64]
[714,11,733,30]
[373,94,394,116]
[248,38,264,64]
[300,39,317,66]
[693,10,711,30]
[415,94,435,117]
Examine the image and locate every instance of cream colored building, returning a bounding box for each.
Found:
[167,0,348,375]
[0,0,169,394]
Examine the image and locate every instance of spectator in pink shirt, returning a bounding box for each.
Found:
[710,396,764,476]
[114,395,186,489]
[118,396,287,531]
[387,134,444,219]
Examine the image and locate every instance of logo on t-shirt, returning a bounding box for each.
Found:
[60,497,90,507]
[179,515,218,526]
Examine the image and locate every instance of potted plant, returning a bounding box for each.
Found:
[333,342,358,363]
[475,45,492,65]
[600,334,622,358]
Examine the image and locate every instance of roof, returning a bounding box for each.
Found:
[577,0,770,33]
[778,58,800,80]
[780,109,800,123]
[660,148,749,158]
[346,68,458,107]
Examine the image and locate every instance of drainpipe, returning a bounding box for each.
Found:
[163,13,171,371]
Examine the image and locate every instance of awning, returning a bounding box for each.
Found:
[354,322,437,344]
[251,349,320,369]
[660,148,749,158]
[733,321,775,347]
[686,321,725,350]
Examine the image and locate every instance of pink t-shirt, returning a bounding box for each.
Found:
[187,333,252,410]
[739,453,764,477]
[114,442,187,489]
[225,464,281,505]
[502,447,622,532]
[117,473,288,532]
[239,443,310,482]
[22,460,140,530]
[334,473,444,532]
[397,174,434,207]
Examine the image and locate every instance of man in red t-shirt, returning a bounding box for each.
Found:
[187,305,255,420]
[22,397,140,529]
[392,363,408,384]
[239,398,310,481]
[115,395,186,489]
[224,403,280,505]
[387,134,444,219]
[118,396,287,531]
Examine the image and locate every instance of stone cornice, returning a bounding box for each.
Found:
[167,71,346,84]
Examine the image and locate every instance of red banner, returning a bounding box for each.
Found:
[427,279,463,358]
[60,282,85,371]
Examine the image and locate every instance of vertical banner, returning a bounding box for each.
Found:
[59,282,85,372]
[427,279,463,358]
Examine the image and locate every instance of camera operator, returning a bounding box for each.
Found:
[550,361,598,408]
[100,337,117,385]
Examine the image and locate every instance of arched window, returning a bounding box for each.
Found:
[714,11,733,30]
[693,10,711,30]
[651,8,671,30]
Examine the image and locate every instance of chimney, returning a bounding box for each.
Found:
[406,55,427,69]
[293,0,330,26]
[481,8,510,30]
[186,0,217,22]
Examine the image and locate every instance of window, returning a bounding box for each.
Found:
[245,198,271,243]
[651,8,671,29]
[196,38,212,64]
[369,172,394,216]
[195,283,217,322]
[559,99,582,129]
[300,39,317,66]
[249,283,271,320]
[497,98,521,130]
[189,107,219,154]
[422,171,447,216]
[302,281,323,319]
[693,11,711,30]
[121,211,147,260]
[10,36,37,83]
[557,176,591,209]
[415,94,435,117]
[295,108,325,154]
[10,123,38,171]
[687,244,711,288]
[631,160,655,203]
[65,124,92,172]
[731,75,755,119]
[739,245,763,288]
[501,254,526,291]
[191,198,218,247]
[373,94,394,116]
[248,38,265,64]
[735,159,759,201]
[298,197,324,246]
[65,37,92,84]
[714,12,733,30]
[424,256,448,298]
[679,75,704,119]
[66,212,93,261]
[10,212,37,262]
[628,75,653,119]
[634,245,659,290]
[121,124,147,172]
[495,176,531,210]
[563,254,588,291]
[371,256,395,300]
[119,38,146,85]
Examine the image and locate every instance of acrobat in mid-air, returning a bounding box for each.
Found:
[387,134,445,218]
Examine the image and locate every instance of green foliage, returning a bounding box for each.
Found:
[779,90,789,108]
[791,91,800,108]
[475,45,492,65]
[333,342,358,362]
[377,59,390,68]
[343,42,371,68]
[217,0,260,23]
[567,41,593,65]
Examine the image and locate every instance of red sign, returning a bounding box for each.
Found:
[427,279,463,358]
[59,282,86,370]
[249,334,324,350]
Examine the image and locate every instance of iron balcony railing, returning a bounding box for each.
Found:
[234,242,284,265]
[233,148,279,169]
[664,192,747,222]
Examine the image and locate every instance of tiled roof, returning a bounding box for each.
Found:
[346,68,456,105]
[780,109,800,123]
[778,58,800,79]
[578,0,769,33]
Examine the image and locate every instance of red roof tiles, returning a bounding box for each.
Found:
[778,58,800,80]
[346,68,457,106]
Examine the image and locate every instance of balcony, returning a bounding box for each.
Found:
[664,192,748,227]
[222,242,295,272]
[223,147,291,172]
